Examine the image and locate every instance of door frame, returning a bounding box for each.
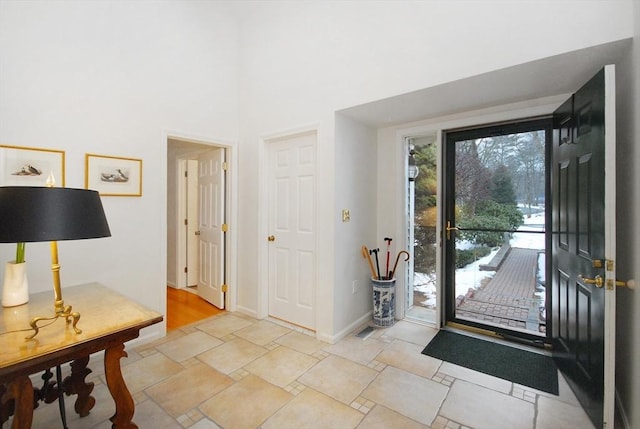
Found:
[175,158,199,288]
[602,65,616,428]
[257,124,320,331]
[394,99,567,328]
[396,131,442,327]
[441,117,553,342]
[166,133,238,313]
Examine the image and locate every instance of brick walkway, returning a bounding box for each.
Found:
[456,247,544,332]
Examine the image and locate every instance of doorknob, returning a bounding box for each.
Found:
[267,235,275,242]
[578,274,604,288]
[195,231,201,236]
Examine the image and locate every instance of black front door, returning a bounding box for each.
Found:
[551,67,614,428]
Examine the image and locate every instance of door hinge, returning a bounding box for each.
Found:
[185,171,188,177]
[184,267,188,273]
[221,223,228,232]
[223,161,228,171]
[221,284,228,293]
[184,219,188,226]
[606,259,614,271]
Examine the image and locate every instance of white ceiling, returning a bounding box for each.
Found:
[338,39,632,128]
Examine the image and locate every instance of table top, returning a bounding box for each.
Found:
[0,283,163,370]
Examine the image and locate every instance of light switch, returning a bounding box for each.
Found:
[342,209,350,222]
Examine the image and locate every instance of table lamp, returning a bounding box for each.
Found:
[0,186,111,339]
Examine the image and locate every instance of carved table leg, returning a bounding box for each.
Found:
[0,384,11,426]
[1,376,34,429]
[104,343,138,429]
[63,355,95,417]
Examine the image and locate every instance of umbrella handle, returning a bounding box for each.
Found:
[361,246,377,279]
[390,251,410,278]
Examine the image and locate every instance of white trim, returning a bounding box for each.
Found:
[317,311,373,344]
[163,130,239,320]
[176,159,188,288]
[236,304,259,319]
[603,64,617,429]
[392,95,568,331]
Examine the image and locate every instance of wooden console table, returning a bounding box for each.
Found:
[0,283,163,428]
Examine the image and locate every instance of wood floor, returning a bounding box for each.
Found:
[166,286,224,330]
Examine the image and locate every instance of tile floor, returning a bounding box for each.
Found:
[18,314,595,429]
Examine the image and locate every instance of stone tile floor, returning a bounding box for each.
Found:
[17,314,594,429]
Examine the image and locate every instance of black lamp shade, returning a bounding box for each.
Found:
[0,187,111,243]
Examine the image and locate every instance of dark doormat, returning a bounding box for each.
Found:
[422,330,558,395]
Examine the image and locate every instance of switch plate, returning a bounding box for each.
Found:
[342,209,350,222]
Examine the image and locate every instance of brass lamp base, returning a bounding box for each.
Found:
[27,300,81,340]
[25,241,82,340]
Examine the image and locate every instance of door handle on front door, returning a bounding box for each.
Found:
[578,274,604,288]
[445,221,460,240]
[268,235,275,242]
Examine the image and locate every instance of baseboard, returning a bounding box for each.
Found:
[236,305,259,319]
[318,311,373,344]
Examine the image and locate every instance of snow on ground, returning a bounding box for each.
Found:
[414,208,547,308]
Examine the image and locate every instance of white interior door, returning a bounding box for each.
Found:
[267,132,317,329]
[197,148,225,308]
[186,159,199,286]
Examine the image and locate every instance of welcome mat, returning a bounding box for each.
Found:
[422,330,558,394]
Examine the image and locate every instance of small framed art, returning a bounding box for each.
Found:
[85,153,142,196]
[0,144,66,186]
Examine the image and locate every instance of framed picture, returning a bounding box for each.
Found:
[0,145,66,186]
[85,153,142,196]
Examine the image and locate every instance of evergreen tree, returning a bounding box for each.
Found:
[491,164,517,204]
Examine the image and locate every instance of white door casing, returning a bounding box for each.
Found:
[267,132,317,329]
[602,64,616,428]
[197,148,225,309]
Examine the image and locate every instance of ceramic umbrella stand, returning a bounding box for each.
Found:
[371,277,395,327]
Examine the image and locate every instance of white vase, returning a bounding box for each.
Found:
[2,260,29,307]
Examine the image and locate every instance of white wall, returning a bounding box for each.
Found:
[236,0,634,338]
[0,0,239,341]
[333,114,378,336]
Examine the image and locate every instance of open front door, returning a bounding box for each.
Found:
[197,148,226,309]
[551,66,616,428]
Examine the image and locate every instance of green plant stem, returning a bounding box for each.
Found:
[16,242,25,264]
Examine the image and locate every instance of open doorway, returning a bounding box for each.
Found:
[167,138,228,323]
[443,118,551,340]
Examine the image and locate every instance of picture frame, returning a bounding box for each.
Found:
[0,144,66,186]
[85,153,142,196]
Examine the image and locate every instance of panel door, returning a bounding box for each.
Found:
[551,66,616,428]
[267,132,317,329]
[197,148,225,309]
